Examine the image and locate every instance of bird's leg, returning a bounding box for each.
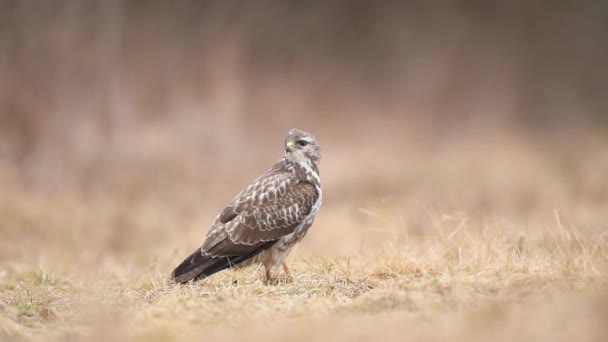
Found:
[264,265,272,285]
[282,262,294,283]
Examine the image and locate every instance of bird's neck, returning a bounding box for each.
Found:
[284,157,320,185]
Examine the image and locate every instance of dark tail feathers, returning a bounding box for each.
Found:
[171,246,270,283]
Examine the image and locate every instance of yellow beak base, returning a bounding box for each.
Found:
[286,140,295,152]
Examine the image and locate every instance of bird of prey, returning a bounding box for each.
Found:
[172,128,322,284]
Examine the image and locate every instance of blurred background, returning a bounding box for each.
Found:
[1,1,607,273]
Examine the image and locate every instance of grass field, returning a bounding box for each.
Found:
[1,131,608,341]
[2,2,608,341]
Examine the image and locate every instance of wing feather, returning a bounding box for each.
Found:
[201,172,318,256]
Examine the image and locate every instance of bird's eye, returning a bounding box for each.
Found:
[296,140,309,147]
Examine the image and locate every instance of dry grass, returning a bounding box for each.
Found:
[1,133,608,342]
[2,3,608,341]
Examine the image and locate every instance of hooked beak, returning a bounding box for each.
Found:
[285,140,294,153]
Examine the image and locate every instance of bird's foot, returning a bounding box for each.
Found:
[263,276,292,285]
[264,277,277,285]
[282,262,294,283]
[263,263,295,285]
[264,268,274,285]
[283,273,294,283]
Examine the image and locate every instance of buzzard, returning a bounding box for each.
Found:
[172,128,322,283]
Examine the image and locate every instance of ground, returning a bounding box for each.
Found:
[1,133,607,341]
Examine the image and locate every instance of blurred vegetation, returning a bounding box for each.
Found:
[0,1,607,191]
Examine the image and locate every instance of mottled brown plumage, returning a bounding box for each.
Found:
[172,128,322,283]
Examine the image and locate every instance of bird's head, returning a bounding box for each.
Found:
[284,128,321,166]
